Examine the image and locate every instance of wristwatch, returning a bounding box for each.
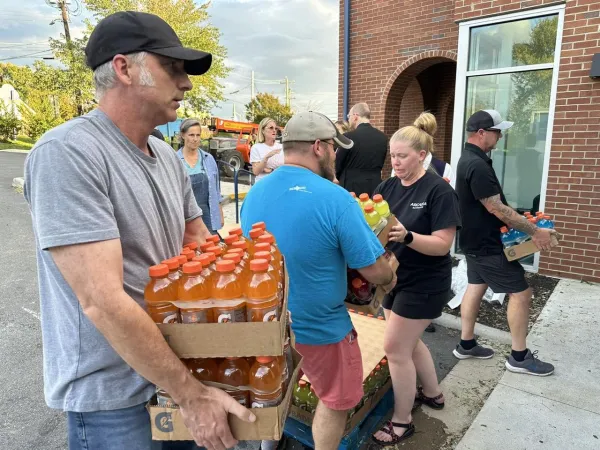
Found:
[403,231,414,245]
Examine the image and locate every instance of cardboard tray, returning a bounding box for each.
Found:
[158,266,289,358]
[149,349,303,441]
[504,234,560,261]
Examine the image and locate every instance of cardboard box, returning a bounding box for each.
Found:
[376,215,399,246]
[158,267,289,358]
[504,234,560,261]
[149,349,303,441]
[289,312,389,434]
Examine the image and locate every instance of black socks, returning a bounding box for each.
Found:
[511,349,528,362]
[460,339,477,350]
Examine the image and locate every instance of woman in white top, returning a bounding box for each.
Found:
[250,117,284,181]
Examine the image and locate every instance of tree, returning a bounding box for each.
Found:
[54,0,230,112]
[245,93,293,125]
[0,63,34,101]
[0,102,21,141]
[19,91,65,140]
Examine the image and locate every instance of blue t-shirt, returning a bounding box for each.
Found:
[241,166,384,345]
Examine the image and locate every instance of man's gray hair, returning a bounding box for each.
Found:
[351,102,371,120]
[93,51,150,100]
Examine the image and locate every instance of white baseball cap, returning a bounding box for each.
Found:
[282,111,354,149]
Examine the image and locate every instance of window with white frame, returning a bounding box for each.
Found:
[451,5,565,269]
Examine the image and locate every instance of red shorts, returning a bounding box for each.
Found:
[295,329,363,410]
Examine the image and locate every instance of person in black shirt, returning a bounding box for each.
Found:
[455,109,556,376]
[371,113,461,446]
[335,102,388,196]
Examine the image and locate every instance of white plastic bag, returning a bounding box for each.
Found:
[447,259,506,309]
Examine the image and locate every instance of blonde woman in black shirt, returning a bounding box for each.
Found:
[372,113,461,446]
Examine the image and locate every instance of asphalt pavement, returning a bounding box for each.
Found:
[0,151,459,450]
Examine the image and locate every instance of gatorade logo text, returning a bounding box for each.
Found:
[155,412,174,433]
[410,202,427,209]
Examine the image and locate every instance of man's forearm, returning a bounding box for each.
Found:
[185,216,212,244]
[84,291,203,405]
[481,195,537,235]
[357,255,394,285]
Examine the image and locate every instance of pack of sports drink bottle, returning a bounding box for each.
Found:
[500,211,555,248]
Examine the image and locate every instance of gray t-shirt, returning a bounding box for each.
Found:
[24,109,202,412]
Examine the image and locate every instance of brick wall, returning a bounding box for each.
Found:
[339,0,600,282]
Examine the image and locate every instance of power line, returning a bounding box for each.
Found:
[0,49,53,61]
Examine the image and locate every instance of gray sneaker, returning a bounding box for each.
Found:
[505,350,554,376]
[453,343,495,360]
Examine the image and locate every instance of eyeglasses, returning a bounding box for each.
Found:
[264,126,277,131]
[320,140,337,151]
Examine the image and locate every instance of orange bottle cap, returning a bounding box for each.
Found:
[252,221,266,231]
[544,215,551,220]
[216,260,236,272]
[350,192,357,198]
[223,252,242,264]
[351,278,363,289]
[377,316,385,320]
[224,235,239,245]
[229,248,244,256]
[256,356,274,364]
[373,194,383,203]
[299,380,307,387]
[364,204,375,213]
[250,259,269,272]
[177,255,188,266]
[182,262,203,274]
[232,240,249,250]
[254,242,271,252]
[207,235,221,244]
[536,211,543,216]
[205,252,216,263]
[230,227,243,237]
[181,249,194,261]
[186,242,198,251]
[381,359,388,366]
[500,226,508,233]
[257,233,275,244]
[161,258,180,270]
[359,193,369,201]
[249,228,265,240]
[254,251,273,262]
[200,242,213,252]
[375,365,381,370]
[207,246,222,256]
[368,314,374,318]
[192,254,211,266]
[149,264,169,277]
[358,312,365,315]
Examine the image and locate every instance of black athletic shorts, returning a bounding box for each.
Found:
[465,253,529,294]
[382,289,452,320]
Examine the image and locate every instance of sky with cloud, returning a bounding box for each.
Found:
[0,0,340,120]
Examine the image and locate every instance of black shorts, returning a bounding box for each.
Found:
[465,253,529,294]
[382,289,451,320]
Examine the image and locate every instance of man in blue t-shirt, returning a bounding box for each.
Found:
[241,111,396,450]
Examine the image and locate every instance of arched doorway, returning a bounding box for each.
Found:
[381,51,457,178]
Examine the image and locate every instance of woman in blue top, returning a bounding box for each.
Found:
[177,118,224,234]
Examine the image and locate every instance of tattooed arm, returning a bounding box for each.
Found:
[480,194,555,251]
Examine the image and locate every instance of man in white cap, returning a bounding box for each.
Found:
[453,109,556,376]
[241,111,397,450]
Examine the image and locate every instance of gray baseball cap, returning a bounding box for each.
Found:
[282,111,354,149]
[466,109,514,132]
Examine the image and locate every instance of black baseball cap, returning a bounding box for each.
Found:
[85,11,212,76]
[466,110,513,132]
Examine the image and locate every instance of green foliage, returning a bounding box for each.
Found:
[19,91,64,140]
[0,102,21,142]
[245,93,293,125]
[0,63,35,101]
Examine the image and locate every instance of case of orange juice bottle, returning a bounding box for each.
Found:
[178,261,212,323]
[223,234,239,252]
[253,250,283,303]
[144,264,179,324]
[218,357,250,406]
[223,252,248,286]
[185,358,218,383]
[185,241,201,256]
[212,260,245,323]
[249,356,283,408]
[246,259,279,322]
[206,245,224,261]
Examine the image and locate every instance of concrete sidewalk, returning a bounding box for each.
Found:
[456,279,600,450]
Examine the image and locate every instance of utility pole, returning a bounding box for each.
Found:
[250,70,255,120]
[59,1,72,43]
[281,77,294,108]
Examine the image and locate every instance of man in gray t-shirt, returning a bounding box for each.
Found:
[24,11,255,450]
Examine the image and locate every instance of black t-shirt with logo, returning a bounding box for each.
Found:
[373,172,462,293]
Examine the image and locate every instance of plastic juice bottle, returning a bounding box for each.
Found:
[246,259,279,322]
[200,242,214,253]
[212,260,245,323]
[223,252,247,285]
[229,227,250,246]
[372,194,391,219]
[252,221,267,231]
[363,204,381,229]
[359,193,374,210]
[364,370,377,397]
[181,248,195,262]
[206,234,226,251]
[161,258,181,286]
[380,358,390,382]
[185,358,218,383]
[178,261,212,324]
[500,226,515,248]
[231,240,250,263]
[144,264,179,324]
[249,356,283,408]
[293,380,311,410]
[185,241,201,256]
[257,234,282,267]
[192,254,216,295]
[229,248,248,271]
[539,215,554,229]
[373,365,383,390]
[254,242,281,276]
[218,357,250,407]
[223,234,239,251]
[306,386,319,413]
[254,251,283,299]
[203,251,218,273]
[350,192,362,205]
[249,228,266,255]
[206,245,224,261]
[351,277,372,305]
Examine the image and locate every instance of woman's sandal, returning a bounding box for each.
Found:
[371,420,415,446]
[415,385,445,410]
